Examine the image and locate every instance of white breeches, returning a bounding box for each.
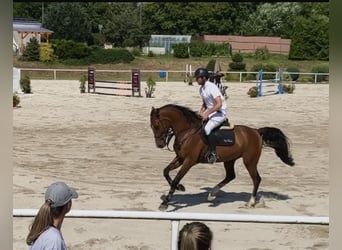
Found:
[204,112,227,135]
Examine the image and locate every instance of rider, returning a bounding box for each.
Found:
[194,67,228,163]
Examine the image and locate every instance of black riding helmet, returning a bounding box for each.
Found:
[194,68,210,78]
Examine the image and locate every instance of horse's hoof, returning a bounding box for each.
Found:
[159,203,168,211]
[177,184,185,192]
[207,193,216,201]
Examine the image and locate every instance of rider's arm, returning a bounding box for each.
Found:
[205,96,222,116]
[200,99,206,113]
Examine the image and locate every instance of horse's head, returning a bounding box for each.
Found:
[150,107,172,148]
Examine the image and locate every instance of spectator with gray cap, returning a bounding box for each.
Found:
[26,181,78,250]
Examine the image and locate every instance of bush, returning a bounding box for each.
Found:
[173,43,189,58]
[92,33,105,46]
[229,62,246,71]
[131,48,142,57]
[52,39,91,60]
[88,47,134,64]
[20,75,31,94]
[228,53,246,72]
[145,76,156,98]
[148,50,155,57]
[39,43,54,62]
[189,41,230,57]
[286,66,300,82]
[255,46,270,60]
[13,94,20,107]
[189,41,203,57]
[232,53,243,63]
[282,83,295,94]
[247,86,258,98]
[311,64,329,82]
[21,37,40,61]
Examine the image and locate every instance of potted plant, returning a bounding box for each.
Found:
[13,93,20,107]
[145,76,156,98]
[20,75,31,94]
[79,75,87,93]
[282,83,295,94]
[247,86,258,98]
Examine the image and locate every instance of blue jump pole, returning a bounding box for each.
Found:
[257,69,263,97]
[278,68,284,94]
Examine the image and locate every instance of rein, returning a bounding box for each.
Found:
[166,125,203,152]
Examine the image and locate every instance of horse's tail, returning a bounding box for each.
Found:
[258,127,295,166]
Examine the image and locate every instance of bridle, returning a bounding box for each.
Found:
[152,118,175,151]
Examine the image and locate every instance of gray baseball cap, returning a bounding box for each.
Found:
[45,182,78,208]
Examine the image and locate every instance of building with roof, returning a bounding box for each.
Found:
[13,17,53,55]
[198,35,291,55]
[143,35,191,55]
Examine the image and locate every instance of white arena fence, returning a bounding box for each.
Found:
[17,68,329,84]
[13,209,329,250]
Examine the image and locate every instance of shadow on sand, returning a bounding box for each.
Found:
[161,187,290,212]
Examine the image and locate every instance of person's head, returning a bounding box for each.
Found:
[178,222,213,250]
[26,182,78,245]
[194,68,210,86]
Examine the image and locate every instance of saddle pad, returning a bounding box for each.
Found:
[212,129,235,146]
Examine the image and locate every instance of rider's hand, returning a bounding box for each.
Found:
[201,112,209,121]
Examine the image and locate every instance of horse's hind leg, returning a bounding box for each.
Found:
[243,157,262,207]
[208,159,236,201]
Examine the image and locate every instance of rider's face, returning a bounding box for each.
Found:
[196,76,206,85]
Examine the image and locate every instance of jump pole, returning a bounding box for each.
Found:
[87,67,141,97]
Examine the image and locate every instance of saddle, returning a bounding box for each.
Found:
[201,119,236,146]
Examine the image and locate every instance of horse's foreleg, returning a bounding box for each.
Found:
[163,157,185,191]
[208,159,236,201]
[159,159,195,211]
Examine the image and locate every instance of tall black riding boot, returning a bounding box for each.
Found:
[205,133,218,164]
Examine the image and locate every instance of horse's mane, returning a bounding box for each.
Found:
[160,104,202,127]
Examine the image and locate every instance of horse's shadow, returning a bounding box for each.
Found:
[162,187,290,212]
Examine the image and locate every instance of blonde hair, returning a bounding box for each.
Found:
[178,222,213,250]
[26,200,66,245]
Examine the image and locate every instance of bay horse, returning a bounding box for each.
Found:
[150,104,295,211]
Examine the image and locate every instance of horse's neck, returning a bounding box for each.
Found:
[169,116,198,138]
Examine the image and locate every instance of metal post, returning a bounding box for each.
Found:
[239,72,242,82]
[53,69,56,80]
[314,73,317,84]
[171,220,180,250]
[166,71,168,82]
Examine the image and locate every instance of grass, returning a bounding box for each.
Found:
[13,54,329,82]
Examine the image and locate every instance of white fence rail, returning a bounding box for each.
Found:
[13,209,329,250]
[18,68,329,83]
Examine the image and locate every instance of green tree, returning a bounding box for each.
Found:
[13,3,46,21]
[289,14,329,60]
[241,3,301,38]
[21,37,40,61]
[43,3,92,43]
[142,2,257,36]
[101,3,147,47]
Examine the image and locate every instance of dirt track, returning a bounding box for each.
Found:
[13,80,329,249]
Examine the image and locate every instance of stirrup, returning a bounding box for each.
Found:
[206,151,217,164]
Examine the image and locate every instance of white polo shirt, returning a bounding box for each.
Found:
[199,80,227,117]
[30,226,67,250]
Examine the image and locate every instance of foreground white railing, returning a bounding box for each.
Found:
[13,209,329,250]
